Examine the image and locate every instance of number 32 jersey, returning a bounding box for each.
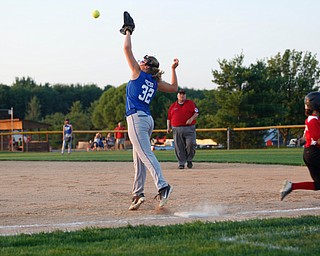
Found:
[126,71,158,116]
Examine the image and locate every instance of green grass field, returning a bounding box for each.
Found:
[1,216,319,255]
[1,148,315,255]
[0,147,305,165]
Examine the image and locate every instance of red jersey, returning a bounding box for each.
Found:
[304,114,320,148]
[167,100,199,127]
[115,126,125,139]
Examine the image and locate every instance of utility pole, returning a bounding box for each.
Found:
[8,107,14,151]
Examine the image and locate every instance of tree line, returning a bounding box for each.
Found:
[1,49,319,148]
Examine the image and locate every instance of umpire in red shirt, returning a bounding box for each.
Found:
[167,89,199,169]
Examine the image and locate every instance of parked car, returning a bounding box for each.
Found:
[287,138,298,147]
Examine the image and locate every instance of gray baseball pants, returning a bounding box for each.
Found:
[172,125,196,165]
[61,137,72,153]
[126,111,168,196]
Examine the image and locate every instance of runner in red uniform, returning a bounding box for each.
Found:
[280,92,320,200]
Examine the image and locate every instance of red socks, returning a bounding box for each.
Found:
[292,182,315,191]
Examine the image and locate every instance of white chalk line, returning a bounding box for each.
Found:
[1,206,320,236]
[219,226,320,252]
[0,215,179,234]
[174,212,218,218]
[220,237,299,252]
[174,206,320,218]
[238,206,320,215]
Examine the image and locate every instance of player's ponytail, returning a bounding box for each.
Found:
[144,55,164,81]
[149,67,164,81]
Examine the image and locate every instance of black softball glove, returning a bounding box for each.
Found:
[120,11,135,35]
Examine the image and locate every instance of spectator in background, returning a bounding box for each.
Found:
[114,122,126,150]
[18,138,23,151]
[12,137,17,151]
[105,132,115,150]
[152,133,167,145]
[91,132,103,151]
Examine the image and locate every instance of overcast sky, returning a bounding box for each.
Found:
[0,0,319,90]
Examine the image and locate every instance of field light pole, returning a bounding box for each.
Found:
[10,107,13,151]
[227,128,230,150]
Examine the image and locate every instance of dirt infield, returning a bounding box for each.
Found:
[1,161,320,235]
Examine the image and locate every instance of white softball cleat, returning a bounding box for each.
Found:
[280,180,292,201]
[128,194,145,211]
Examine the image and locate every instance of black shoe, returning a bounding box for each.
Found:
[155,185,174,207]
[178,165,184,169]
[187,161,193,169]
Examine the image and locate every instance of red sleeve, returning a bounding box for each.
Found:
[308,118,320,141]
[190,101,199,114]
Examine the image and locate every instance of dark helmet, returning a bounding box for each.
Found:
[305,91,320,111]
[144,55,159,68]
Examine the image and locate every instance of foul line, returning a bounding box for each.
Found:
[0,215,179,235]
[238,206,320,215]
[1,207,320,236]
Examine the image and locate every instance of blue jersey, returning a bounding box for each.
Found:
[126,71,158,116]
[64,124,72,136]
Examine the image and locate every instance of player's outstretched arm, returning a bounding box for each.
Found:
[158,58,179,93]
[123,31,140,80]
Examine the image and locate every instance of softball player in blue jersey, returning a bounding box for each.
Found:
[61,118,73,155]
[121,12,179,210]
